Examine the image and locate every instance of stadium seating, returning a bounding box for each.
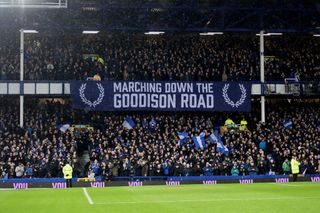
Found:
[0,1,320,180]
[0,99,319,179]
[1,32,320,81]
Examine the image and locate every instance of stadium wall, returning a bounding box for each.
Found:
[1,175,319,189]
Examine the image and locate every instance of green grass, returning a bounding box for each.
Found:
[1,182,320,213]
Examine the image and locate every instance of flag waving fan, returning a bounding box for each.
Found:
[192,132,206,150]
[122,117,136,130]
[208,131,229,155]
[177,132,189,146]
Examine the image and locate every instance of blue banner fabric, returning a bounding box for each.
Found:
[70,81,251,111]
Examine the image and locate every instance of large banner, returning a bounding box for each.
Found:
[70,81,251,111]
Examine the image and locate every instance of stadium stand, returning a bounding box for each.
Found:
[0,99,319,179]
[1,32,320,81]
[1,2,320,213]
[0,0,319,181]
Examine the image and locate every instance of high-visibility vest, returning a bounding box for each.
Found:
[291,159,300,174]
[241,120,247,126]
[225,119,235,126]
[63,164,73,179]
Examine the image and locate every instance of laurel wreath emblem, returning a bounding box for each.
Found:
[79,83,105,108]
[222,84,247,108]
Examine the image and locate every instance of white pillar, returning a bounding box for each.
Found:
[260,30,265,123]
[20,29,24,128]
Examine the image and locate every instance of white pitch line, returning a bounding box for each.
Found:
[82,188,94,205]
[268,183,301,187]
[95,196,320,205]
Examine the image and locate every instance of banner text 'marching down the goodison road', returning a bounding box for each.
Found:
[113,82,215,109]
[71,81,251,111]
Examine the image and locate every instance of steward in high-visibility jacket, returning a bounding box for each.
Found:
[291,157,300,182]
[63,163,73,188]
[225,118,236,129]
[63,164,73,179]
[240,118,248,131]
[291,158,300,174]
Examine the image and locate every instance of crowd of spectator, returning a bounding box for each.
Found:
[0,1,319,183]
[1,32,320,81]
[0,98,319,179]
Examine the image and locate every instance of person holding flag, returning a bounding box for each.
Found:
[208,130,229,155]
[283,119,293,129]
[192,132,206,150]
[177,131,189,146]
[122,117,136,130]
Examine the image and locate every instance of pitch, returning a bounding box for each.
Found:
[0,183,319,213]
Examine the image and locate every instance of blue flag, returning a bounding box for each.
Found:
[177,132,189,146]
[215,132,229,155]
[208,132,218,144]
[283,120,292,129]
[192,132,206,150]
[123,117,136,129]
[57,124,70,133]
[149,118,157,131]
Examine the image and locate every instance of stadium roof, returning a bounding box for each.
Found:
[0,0,319,33]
